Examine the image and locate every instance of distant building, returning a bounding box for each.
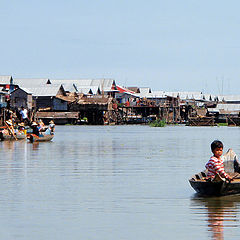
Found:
[11,85,67,111]
[10,88,33,109]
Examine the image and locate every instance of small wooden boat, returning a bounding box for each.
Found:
[189,149,240,196]
[28,133,54,143]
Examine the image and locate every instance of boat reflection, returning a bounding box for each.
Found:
[191,195,240,240]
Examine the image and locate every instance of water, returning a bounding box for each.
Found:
[0,125,240,240]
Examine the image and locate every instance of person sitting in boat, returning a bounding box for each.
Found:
[17,122,26,135]
[37,119,46,132]
[18,122,25,131]
[205,140,232,181]
[44,120,55,135]
[31,122,39,136]
[5,120,15,135]
[49,120,55,134]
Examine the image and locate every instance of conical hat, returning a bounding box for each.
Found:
[6,120,12,125]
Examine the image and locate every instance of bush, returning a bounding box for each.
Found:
[149,119,166,127]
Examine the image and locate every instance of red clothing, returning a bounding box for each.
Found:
[205,156,229,179]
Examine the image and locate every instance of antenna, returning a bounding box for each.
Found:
[221,75,224,95]
[216,77,220,95]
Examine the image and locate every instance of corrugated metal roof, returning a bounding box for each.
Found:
[0,75,12,84]
[144,91,166,99]
[61,83,77,92]
[91,79,116,91]
[165,91,203,100]
[50,79,92,86]
[218,95,240,102]
[139,88,151,94]
[50,79,116,91]
[89,86,101,95]
[14,78,50,87]
[208,103,240,114]
[216,103,240,111]
[18,85,64,97]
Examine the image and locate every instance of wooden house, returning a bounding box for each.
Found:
[10,88,33,109]
[11,85,67,111]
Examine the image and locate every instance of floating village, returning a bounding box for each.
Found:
[1,75,240,134]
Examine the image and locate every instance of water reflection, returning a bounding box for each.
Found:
[191,195,240,240]
[30,142,40,151]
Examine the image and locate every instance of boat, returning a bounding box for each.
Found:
[189,149,240,196]
[27,133,54,143]
[0,129,26,141]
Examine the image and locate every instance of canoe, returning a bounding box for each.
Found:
[0,131,26,141]
[189,149,240,196]
[189,170,240,196]
[28,134,54,143]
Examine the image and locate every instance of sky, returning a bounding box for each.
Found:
[1,0,240,94]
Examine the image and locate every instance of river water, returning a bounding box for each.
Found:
[0,125,240,239]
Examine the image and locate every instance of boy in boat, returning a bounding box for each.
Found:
[205,140,232,181]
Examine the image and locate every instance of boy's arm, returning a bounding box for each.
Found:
[213,161,231,180]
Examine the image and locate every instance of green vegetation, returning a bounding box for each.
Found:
[82,117,88,122]
[217,123,228,127]
[149,119,166,127]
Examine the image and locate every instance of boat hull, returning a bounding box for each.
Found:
[189,179,240,196]
[0,132,26,141]
[28,134,54,143]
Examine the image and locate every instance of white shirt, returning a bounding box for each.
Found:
[20,109,28,119]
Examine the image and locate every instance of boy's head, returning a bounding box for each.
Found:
[211,140,223,158]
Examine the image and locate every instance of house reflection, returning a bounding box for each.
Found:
[191,195,240,240]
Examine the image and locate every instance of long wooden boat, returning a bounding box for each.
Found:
[28,133,54,143]
[189,149,240,196]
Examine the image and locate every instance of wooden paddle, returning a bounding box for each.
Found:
[230,173,240,180]
[5,121,17,140]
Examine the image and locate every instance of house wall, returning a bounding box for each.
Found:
[53,98,68,111]
[34,96,67,111]
[10,89,32,109]
[34,96,52,109]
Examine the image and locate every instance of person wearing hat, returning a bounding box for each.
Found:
[18,122,25,133]
[31,122,39,136]
[49,120,55,134]
[6,120,13,126]
[44,120,55,135]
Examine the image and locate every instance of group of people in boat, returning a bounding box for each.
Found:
[31,120,55,137]
[0,105,56,140]
[0,116,55,141]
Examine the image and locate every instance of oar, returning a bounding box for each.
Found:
[5,121,17,140]
[231,173,240,180]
